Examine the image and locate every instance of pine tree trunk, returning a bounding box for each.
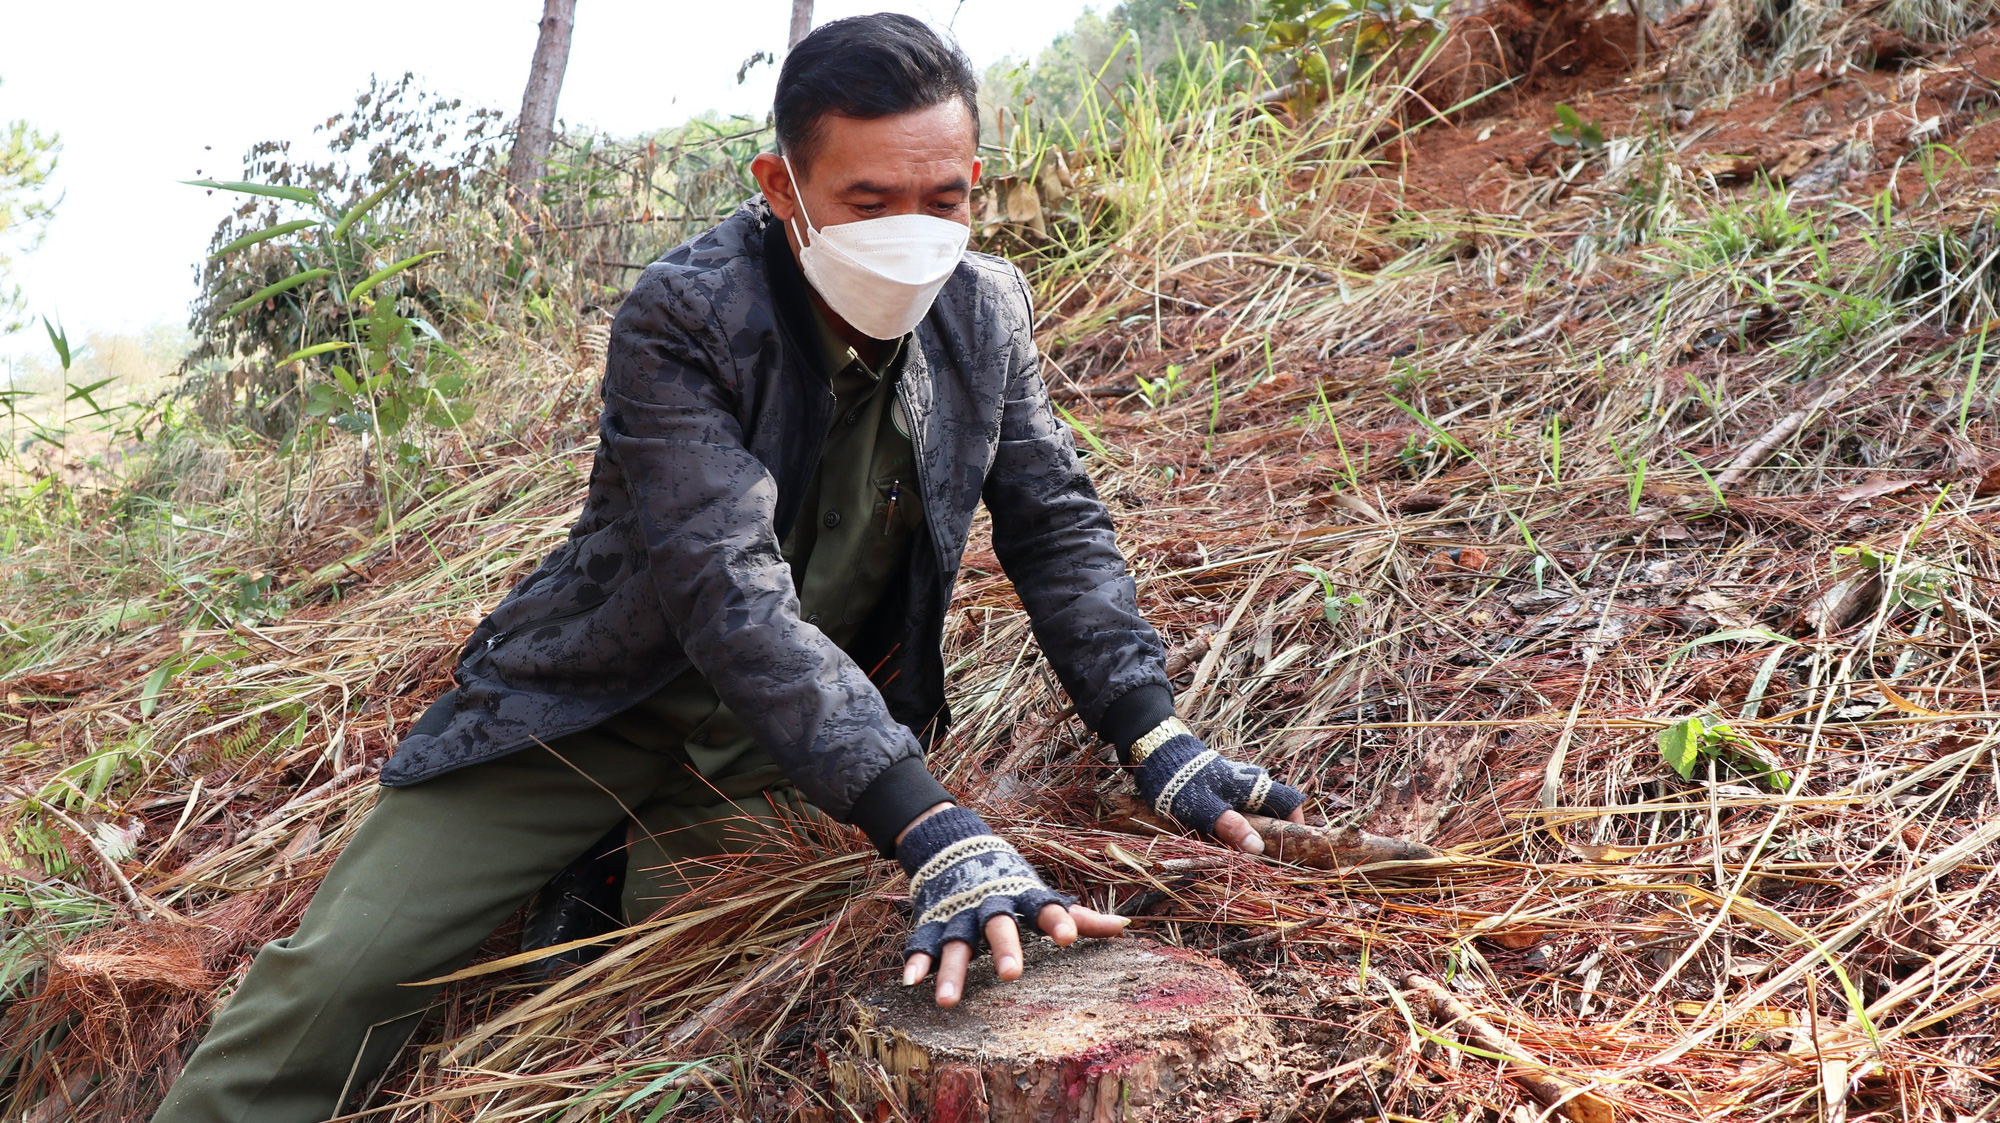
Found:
[828,938,1287,1122]
[506,0,578,204]
[787,0,813,49]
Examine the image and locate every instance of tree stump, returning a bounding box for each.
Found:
[828,937,1285,1123]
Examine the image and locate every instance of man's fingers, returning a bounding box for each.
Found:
[986,915,1024,980]
[1068,904,1131,938]
[1032,902,1132,946]
[1287,806,1307,825]
[1212,809,1265,854]
[1035,902,1078,945]
[934,940,973,1007]
[917,907,1131,1001]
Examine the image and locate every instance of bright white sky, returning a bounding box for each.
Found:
[0,0,1094,362]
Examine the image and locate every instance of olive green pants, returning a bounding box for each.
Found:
[152,731,817,1123]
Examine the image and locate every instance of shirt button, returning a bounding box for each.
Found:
[807,613,821,625]
[823,510,841,528]
[845,409,861,426]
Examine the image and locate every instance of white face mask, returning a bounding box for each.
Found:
[782,154,970,340]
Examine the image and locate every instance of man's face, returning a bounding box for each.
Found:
[751,100,981,251]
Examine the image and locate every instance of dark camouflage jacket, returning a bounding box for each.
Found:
[382,199,1171,851]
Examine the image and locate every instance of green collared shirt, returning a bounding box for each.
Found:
[782,305,925,648]
[596,305,924,782]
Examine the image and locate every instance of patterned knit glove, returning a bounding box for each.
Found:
[895,806,1074,962]
[1128,717,1306,835]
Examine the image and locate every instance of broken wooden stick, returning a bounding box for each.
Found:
[1713,379,1856,492]
[1403,972,1614,1123]
[1253,812,1444,867]
[1102,794,1446,870]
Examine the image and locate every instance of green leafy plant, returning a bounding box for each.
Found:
[1549,104,1605,151]
[1833,543,1950,613]
[1136,363,1188,407]
[1606,435,1647,514]
[191,172,472,504]
[1385,355,1429,396]
[1293,563,1365,622]
[1396,431,1442,475]
[175,566,288,628]
[1243,0,1447,99]
[1683,182,1823,268]
[140,643,254,718]
[1657,714,1791,791]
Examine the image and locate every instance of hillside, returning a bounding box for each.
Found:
[6,4,2000,1120]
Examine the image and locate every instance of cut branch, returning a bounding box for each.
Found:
[1404,972,1614,1123]
[1102,794,1448,870]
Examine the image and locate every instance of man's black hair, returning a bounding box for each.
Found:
[774,13,978,172]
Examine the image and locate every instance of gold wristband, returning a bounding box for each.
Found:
[1129,716,1192,764]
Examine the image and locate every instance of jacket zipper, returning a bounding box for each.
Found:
[800,385,834,540]
[767,266,834,544]
[483,598,608,653]
[895,372,950,580]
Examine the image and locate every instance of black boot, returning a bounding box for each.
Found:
[519,822,628,982]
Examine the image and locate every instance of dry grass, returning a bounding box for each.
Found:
[7,12,2000,1121]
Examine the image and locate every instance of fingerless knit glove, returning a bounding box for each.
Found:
[894,806,1073,962]
[1127,717,1306,835]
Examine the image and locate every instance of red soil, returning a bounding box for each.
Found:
[1358,9,2000,215]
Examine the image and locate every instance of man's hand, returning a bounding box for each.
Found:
[1211,804,1309,856]
[1128,718,1307,855]
[903,902,1129,1006]
[893,804,1129,1007]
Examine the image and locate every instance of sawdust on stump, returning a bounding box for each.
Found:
[826,937,1287,1122]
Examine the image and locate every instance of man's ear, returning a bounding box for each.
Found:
[749,152,798,223]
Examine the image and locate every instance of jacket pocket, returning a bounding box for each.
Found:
[483,597,609,655]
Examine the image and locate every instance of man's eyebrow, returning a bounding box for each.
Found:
[840,177,972,196]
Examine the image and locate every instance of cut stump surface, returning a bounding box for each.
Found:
[830,937,1283,1122]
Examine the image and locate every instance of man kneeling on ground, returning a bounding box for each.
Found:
[153,14,1307,1122]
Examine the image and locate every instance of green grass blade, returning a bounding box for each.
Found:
[227,268,333,316]
[183,178,320,205]
[279,341,356,365]
[349,251,443,304]
[330,170,409,241]
[211,219,321,259]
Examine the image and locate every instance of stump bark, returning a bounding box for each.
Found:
[829,937,1284,1123]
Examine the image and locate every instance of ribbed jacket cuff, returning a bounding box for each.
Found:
[1096,684,1177,764]
[849,755,954,858]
